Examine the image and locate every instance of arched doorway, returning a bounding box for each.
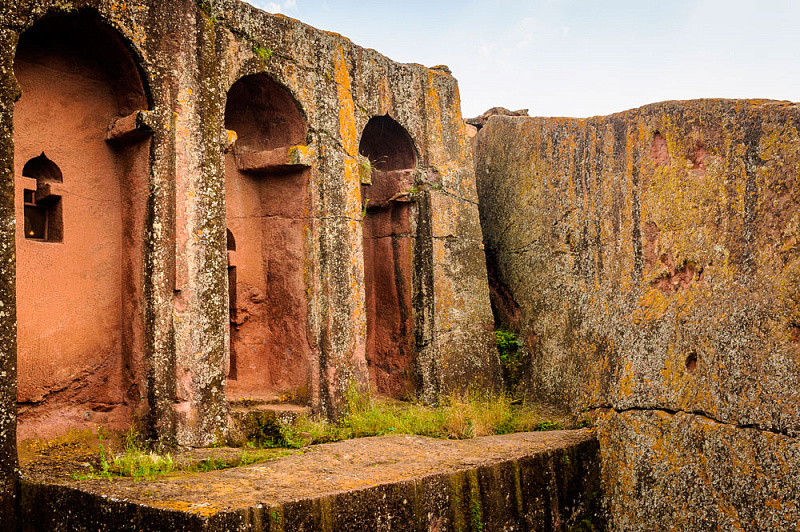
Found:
[13,13,151,439]
[359,115,417,398]
[224,74,312,403]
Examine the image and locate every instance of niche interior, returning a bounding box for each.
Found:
[13,12,151,439]
[224,74,312,402]
[359,115,417,398]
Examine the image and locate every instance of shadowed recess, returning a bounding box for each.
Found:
[13,11,151,440]
[224,74,312,403]
[360,115,417,398]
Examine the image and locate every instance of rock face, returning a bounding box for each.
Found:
[475,99,800,530]
[0,0,500,526]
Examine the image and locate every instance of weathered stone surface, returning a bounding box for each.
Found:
[466,107,529,130]
[0,25,18,532]
[19,430,603,531]
[594,409,800,531]
[0,0,499,525]
[475,99,800,531]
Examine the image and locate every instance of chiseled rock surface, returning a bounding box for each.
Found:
[19,430,603,532]
[0,0,500,526]
[595,409,800,531]
[475,99,800,530]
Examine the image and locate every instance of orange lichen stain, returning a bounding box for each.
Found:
[149,500,220,518]
[452,85,471,152]
[288,145,314,165]
[425,72,447,165]
[617,358,635,398]
[629,288,670,324]
[333,47,361,218]
[108,2,148,50]
[334,47,357,157]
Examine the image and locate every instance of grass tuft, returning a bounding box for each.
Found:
[265,389,570,447]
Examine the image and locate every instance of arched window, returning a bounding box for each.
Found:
[359,115,417,172]
[21,153,63,242]
[225,73,306,155]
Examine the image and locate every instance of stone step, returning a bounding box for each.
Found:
[228,402,312,446]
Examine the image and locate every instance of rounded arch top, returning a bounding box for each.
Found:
[22,152,62,183]
[358,115,417,172]
[225,73,308,153]
[14,10,152,115]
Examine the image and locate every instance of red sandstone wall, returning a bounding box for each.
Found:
[363,190,415,397]
[223,74,312,403]
[225,163,312,401]
[13,16,149,440]
[359,116,417,398]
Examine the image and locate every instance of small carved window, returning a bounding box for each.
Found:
[22,153,63,242]
[23,192,48,240]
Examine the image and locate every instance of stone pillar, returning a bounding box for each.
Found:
[417,69,501,400]
[0,26,18,532]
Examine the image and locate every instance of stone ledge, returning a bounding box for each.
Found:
[105,110,155,143]
[234,145,314,173]
[19,430,604,531]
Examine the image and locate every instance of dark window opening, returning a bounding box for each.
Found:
[358,115,417,172]
[225,74,307,154]
[24,201,47,240]
[21,153,63,242]
[227,264,238,380]
[227,227,238,380]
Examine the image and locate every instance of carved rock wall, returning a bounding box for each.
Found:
[0,0,499,526]
[475,99,800,530]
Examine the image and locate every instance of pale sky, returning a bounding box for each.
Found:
[248,0,800,118]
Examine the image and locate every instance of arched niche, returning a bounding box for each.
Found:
[225,74,306,153]
[22,153,63,183]
[224,73,312,403]
[359,115,417,172]
[359,115,417,398]
[13,12,151,440]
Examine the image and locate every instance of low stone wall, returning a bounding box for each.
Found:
[475,100,800,530]
[19,431,603,532]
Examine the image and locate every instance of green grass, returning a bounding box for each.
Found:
[266,390,567,447]
[72,391,567,481]
[71,427,294,481]
[341,391,563,439]
[71,431,176,481]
